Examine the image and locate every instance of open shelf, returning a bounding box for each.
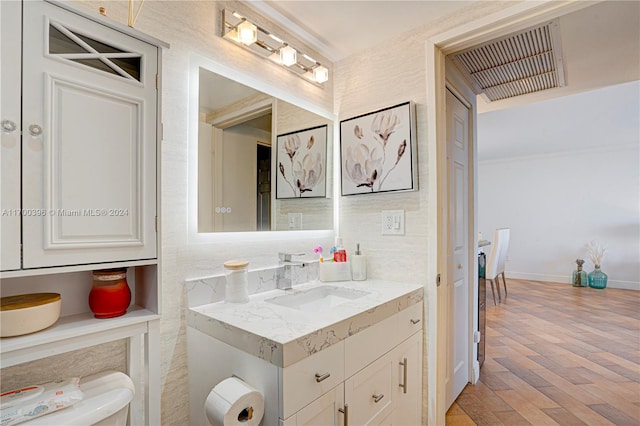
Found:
[1,306,159,368]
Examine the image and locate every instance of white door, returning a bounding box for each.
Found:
[0,0,22,271]
[445,88,470,408]
[21,1,157,268]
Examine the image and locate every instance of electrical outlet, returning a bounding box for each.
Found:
[288,212,302,230]
[381,210,405,235]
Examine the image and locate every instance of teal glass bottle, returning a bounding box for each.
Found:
[572,259,588,287]
[588,265,608,289]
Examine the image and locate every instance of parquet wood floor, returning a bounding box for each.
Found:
[446,279,640,426]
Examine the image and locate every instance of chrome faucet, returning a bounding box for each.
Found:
[278,252,305,290]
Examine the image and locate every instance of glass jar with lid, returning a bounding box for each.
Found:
[224,260,249,303]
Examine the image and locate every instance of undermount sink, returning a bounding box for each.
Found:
[266,285,370,312]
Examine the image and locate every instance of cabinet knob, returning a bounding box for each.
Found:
[314,372,330,383]
[372,393,384,403]
[28,124,43,137]
[1,120,17,134]
[457,263,463,269]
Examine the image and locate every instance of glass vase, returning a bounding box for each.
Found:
[588,265,608,289]
[572,259,587,287]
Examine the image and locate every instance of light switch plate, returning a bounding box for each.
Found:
[288,212,302,230]
[381,210,405,235]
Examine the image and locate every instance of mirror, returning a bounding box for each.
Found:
[197,67,333,233]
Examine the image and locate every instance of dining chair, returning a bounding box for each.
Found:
[485,228,511,304]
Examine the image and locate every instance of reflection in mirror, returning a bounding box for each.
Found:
[198,68,333,233]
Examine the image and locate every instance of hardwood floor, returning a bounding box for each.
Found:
[446,279,640,426]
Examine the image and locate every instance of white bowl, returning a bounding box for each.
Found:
[1,293,62,337]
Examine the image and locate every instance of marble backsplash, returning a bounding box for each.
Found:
[184,262,320,308]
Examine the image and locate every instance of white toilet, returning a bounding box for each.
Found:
[24,370,135,425]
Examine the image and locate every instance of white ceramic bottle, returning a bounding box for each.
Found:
[351,243,367,281]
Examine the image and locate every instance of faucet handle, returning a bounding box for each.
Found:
[279,252,304,262]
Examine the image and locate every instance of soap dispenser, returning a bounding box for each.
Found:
[351,243,367,281]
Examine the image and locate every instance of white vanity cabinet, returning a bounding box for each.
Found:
[2,0,159,271]
[281,302,423,426]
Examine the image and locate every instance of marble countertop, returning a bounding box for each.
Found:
[187,279,423,367]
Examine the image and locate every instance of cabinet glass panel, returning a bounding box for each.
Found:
[49,25,89,54]
[48,23,142,81]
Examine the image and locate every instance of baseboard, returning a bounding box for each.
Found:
[506,271,640,291]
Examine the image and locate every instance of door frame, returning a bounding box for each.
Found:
[425,1,596,424]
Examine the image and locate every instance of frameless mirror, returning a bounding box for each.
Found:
[197,67,333,233]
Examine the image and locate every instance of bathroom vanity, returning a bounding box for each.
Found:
[187,279,423,425]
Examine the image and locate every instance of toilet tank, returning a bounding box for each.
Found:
[24,371,135,425]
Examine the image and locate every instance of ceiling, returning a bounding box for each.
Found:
[253,0,473,62]
[477,79,640,162]
[203,1,639,159]
[254,0,639,112]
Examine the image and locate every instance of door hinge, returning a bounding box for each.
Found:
[155,74,158,90]
[436,273,441,287]
[155,216,158,232]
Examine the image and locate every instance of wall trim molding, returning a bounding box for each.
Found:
[506,271,640,291]
[479,142,639,165]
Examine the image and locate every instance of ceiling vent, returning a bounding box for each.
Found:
[450,21,566,102]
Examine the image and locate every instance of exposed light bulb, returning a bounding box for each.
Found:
[313,65,329,83]
[237,20,257,45]
[280,45,297,67]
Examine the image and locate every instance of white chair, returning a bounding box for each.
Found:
[485,228,511,304]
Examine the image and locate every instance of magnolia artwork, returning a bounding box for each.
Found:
[276,125,327,199]
[340,102,417,195]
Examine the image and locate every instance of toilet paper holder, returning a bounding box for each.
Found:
[205,376,264,426]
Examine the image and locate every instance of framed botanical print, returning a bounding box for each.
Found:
[276,124,327,199]
[340,101,418,195]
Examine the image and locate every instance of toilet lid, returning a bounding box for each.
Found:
[23,371,135,425]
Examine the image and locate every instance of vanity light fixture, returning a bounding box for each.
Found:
[222,9,329,86]
[237,19,258,45]
[280,44,297,67]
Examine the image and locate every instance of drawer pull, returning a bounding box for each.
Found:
[410,318,421,325]
[399,357,408,394]
[315,372,331,382]
[338,403,348,426]
[372,393,384,403]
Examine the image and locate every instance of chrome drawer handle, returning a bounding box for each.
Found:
[410,318,421,324]
[372,393,384,403]
[399,357,408,394]
[315,372,330,383]
[338,404,348,426]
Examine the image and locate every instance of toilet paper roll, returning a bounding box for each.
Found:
[205,377,264,426]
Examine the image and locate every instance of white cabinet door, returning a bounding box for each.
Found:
[21,1,157,268]
[283,385,344,426]
[392,332,423,426]
[345,349,395,426]
[1,0,22,272]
